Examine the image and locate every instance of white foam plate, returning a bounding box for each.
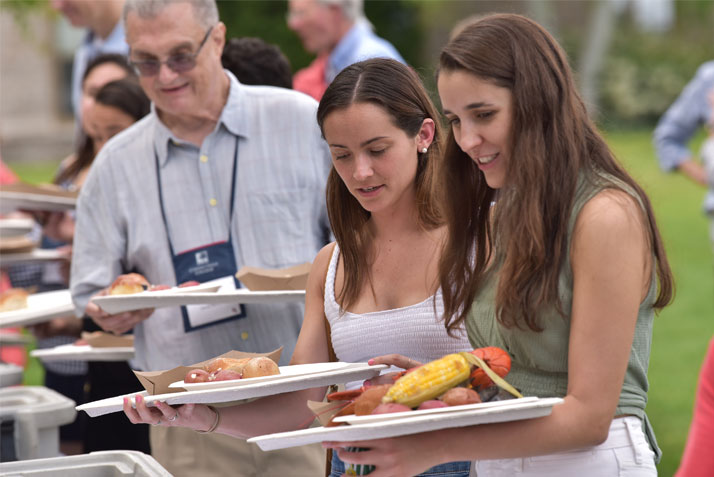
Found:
[92,287,305,314]
[170,362,351,390]
[77,362,387,417]
[0,331,32,345]
[0,248,69,266]
[31,344,135,362]
[332,396,541,424]
[0,190,76,213]
[0,289,75,328]
[91,282,222,313]
[248,397,563,451]
[0,218,35,238]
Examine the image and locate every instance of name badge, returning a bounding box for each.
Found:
[184,275,243,329]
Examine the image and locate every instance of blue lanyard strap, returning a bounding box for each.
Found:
[154,137,240,256]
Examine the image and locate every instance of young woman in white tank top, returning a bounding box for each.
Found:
[124,59,473,476]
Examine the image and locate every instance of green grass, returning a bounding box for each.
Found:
[605,129,714,477]
[6,131,713,475]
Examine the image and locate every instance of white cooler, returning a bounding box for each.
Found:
[0,450,173,476]
[0,364,23,388]
[0,386,76,461]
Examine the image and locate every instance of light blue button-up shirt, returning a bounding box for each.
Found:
[71,71,332,371]
[71,22,129,119]
[653,60,714,212]
[325,20,405,84]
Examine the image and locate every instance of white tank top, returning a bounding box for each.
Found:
[324,244,472,389]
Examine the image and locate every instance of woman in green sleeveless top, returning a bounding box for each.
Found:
[327,14,674,476]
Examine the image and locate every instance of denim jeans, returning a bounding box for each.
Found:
[330,450,471,477]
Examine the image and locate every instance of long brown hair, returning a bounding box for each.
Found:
[316,58,444,310]
[55,54,135,186]
[437,14,673,333]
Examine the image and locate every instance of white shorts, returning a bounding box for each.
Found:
[472,416,657,477]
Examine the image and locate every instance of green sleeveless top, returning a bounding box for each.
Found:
[466,171,661,462]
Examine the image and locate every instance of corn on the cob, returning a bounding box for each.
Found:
[382,353,471,408]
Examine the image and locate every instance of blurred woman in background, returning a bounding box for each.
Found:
[29,55,150,455]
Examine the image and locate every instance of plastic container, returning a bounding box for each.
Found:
[0,364,23,388]
[0,386,76,461]
[0,450,173,476]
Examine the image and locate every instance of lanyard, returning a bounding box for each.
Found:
[154,138,239,256]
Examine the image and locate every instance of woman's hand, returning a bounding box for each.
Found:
[123,394,217,432]
[364,354,424,386]
[324,432,447,477]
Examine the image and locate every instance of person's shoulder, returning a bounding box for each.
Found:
[693,60,714,81]
[310,242,337,281]
[576,188,646,239]
[240,83,318,110]
[355,26,403,62]
[91,115,154,170]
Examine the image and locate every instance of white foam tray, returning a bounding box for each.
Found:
[0,450,171,476]
[0,217,35,238]
[249,397,563,451]
[0,331,32,345]
[31,344,135,362]
[0,248,69,266]
[77,362,387,418]
[0,289,75,328]
[92,288,305,314]
[0,190,76,213]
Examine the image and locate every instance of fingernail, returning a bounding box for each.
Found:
[368,359,374,365]
[123,397,128,404]
[136,395,143,403]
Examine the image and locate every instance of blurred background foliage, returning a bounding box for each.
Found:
[213,0,714,130]
[4,0,712,128]
[597,1,714,128]
[217,0,424,75]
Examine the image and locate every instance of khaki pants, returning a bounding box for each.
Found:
[150,425,326,477]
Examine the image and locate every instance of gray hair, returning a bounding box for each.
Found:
[317,0,365,23]
[123,0,219,30]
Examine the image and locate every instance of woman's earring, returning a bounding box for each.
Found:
[421,147,428,153]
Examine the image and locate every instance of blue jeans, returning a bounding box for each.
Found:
[330,450,471,477]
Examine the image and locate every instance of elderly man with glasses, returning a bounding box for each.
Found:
[69,0,330,475]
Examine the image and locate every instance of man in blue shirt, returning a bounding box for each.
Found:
[287,0,405,100]
[51,0,129,122]
[71,0,330,474]
[653,60,714,249]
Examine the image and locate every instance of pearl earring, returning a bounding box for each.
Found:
[421,147,428,153]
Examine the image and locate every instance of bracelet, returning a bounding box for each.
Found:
[196,406,220,434]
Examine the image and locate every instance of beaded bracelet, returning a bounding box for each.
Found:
[197,406,220,434]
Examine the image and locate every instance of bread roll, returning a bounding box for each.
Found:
[108,273,150,295]
[205,357,251,375]
[0,288,29,312]
[241,356,280,378]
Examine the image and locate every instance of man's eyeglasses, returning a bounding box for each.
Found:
[130,26,214,77]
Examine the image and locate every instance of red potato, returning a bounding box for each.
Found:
[441,387,481,406]
[417,400,449,410]
[185,369,210,383]
[371,403,412,414]
[205,357,250,375]
[354,384,392,415]
[212,369,243,381]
